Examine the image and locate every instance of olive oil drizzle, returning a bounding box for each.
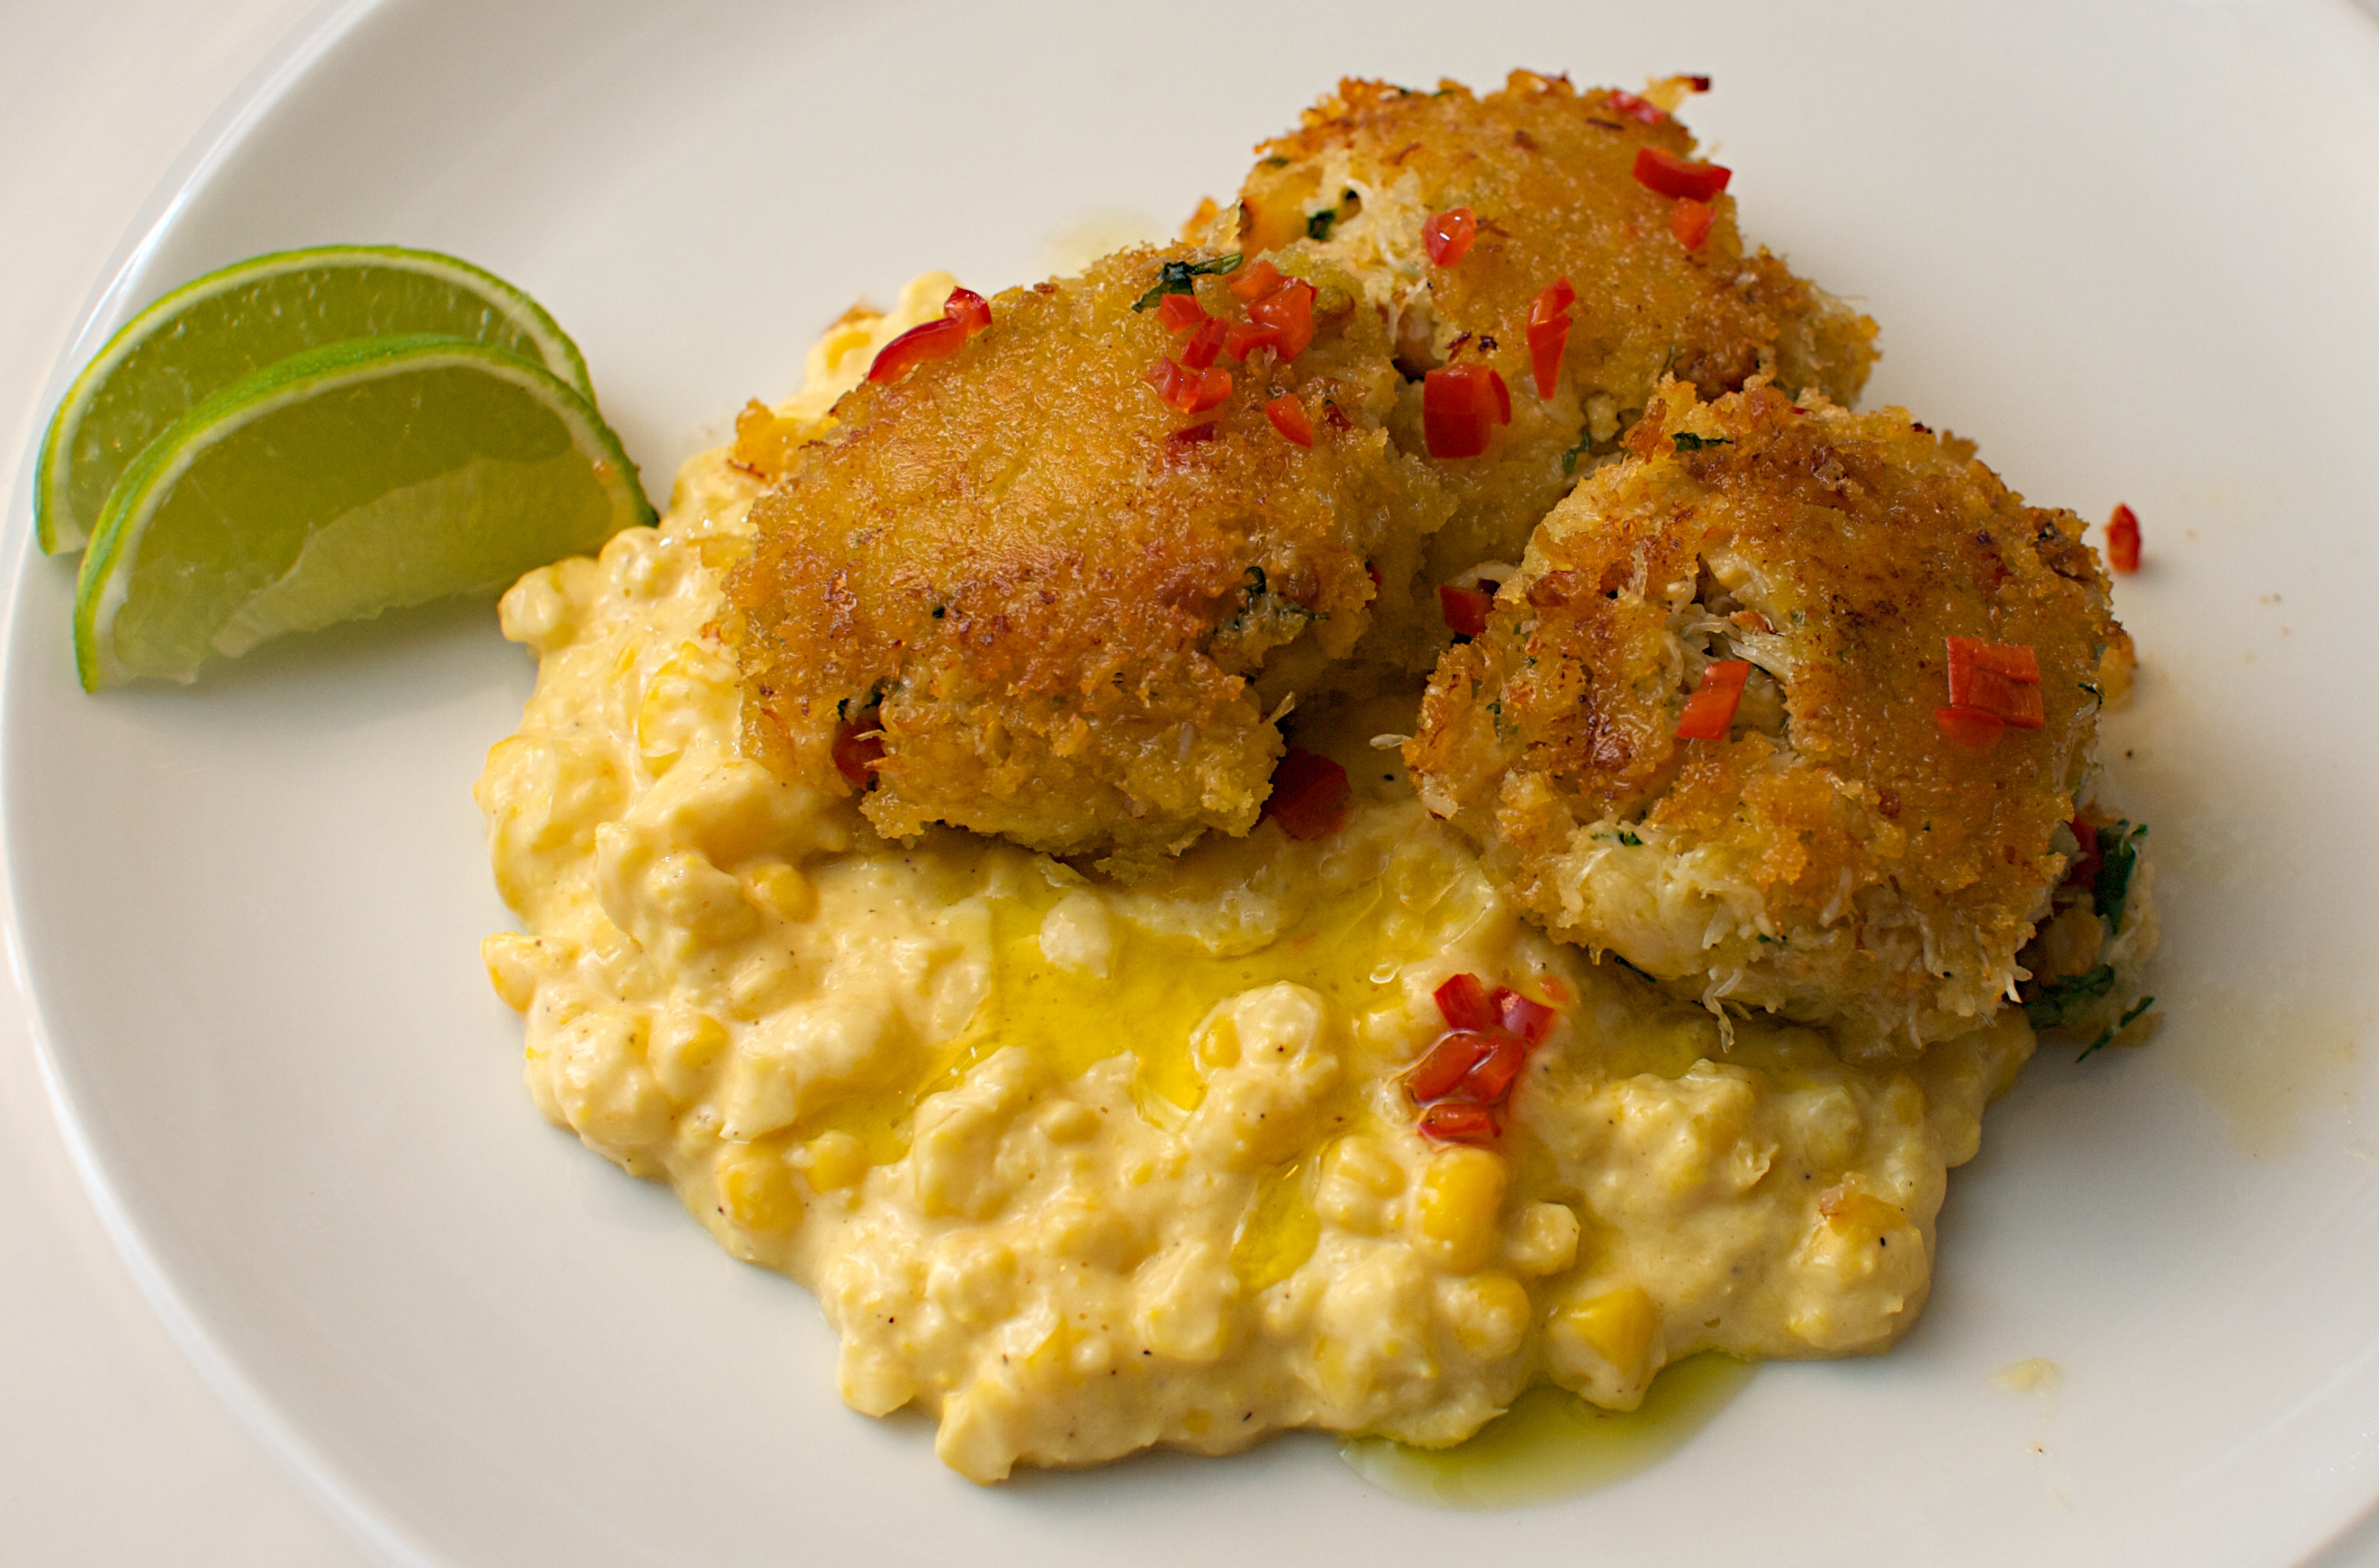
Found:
[1339,1354,1757,1509]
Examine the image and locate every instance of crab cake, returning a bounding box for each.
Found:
[1405,380,2137,1056]
[726,246,1449,876]
[1196,72,1879,586]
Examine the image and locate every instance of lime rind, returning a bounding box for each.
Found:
[74,334,654,690]
[37,244,595,555]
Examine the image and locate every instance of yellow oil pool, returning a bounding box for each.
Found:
[1339,1354,1757,1508]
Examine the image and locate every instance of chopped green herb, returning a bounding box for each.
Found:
[2093,820,2147,930]
[1608,953,1659,984]
[1617,829,1642,847]
[1671,431,1732,452]
[1307,207,1338,241]
[1561,425,1595,476]
[1260,156,1290,169]
[1131,254,1245,311]
[2077,994,2157,1062]
[2023,963,2117,1030]
[930,605,946,619]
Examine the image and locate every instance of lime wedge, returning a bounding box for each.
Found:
[74,334,652,690]
[38,245,595,554]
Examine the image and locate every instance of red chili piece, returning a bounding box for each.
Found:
[867,316,968,384]
[1155,291,1208,333]
[1632,146,1732,202]
[1606,89,1666,125]
[1407,1030,1494,1101]
[1458,1034,1530,1104]
[1225,321,1281,361]
[1671,197,1714,251]
[1248,278,1317,360]
[1527,276,1576,397]
[1418,1102,1500,1144]
[1412,971,1563,1144]
[2107,503,2142,573]
[2062,817,2103,892]
[1423,206,1478,266]
[1265,395,1314,447]
[831,718,884,788]
[1144,358,1233,415]
[1439,582,1494,639]
[1493,986,1558,1045]
[1228,258,1285,301]
[1422,364,1512,459]
[1266,748,1350,840]
[1433,972,1498,1032]
[1944,637,2044,730]
[1179,315,1229,370]
[1675,658,1750,740]
[943,287,993,337]
[1686,74,1712,92]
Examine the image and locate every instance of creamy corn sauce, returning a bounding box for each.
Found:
[476,280,2034,1483]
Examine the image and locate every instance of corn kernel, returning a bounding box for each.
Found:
[1557,1284,1659,1382]
[743,861,817,923]
[481,932,541,1012]
[1443,1271,1533,1358]
[800,1130,868,1192]
[1324,1136,1405,1198]
[1819,1187,1904,1243]
[1414,1146,1508,1274]
[716,1140,803,1232]
[649,1010,729,1105]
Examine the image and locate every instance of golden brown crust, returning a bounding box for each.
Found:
[1224,74,1878,579]
[725,245,1447,874]
[1408,380,2131,1053]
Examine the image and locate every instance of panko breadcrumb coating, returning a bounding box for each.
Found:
[1406,380,2137,1055]
[726,244,1448,876]
[1198,73,1879,587]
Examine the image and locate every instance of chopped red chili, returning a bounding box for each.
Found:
[1433,972,1498,1033]
[1247,278,1317,360]
[1686,74,1712,92]
[1266,748,1350,839]
[1154,291,1208,333]
[866,316,968,384]
[943,287,993,337]
[1225,321,1282,361]
[1492,986,1558,1045]
[1418,1101,1500,1144]
[1264,394,1314,447]
[1671,197,1714,251]
[2107,503,2142,573]
[1423,207,1478,266]
[1144,358,1233,415]
[1439,582,1494,638]
[2062,816,2103,891]
[1606,89,1666,125]
[1458,1033,1530,1104]
[1179,315,1229,369]
[1632,146,1732,202]
[1675,658,1750,739]
[1527,276,1576,397]
[1407,1029,1494,1101]
[1945,638,2044,729]
[1422,364,1512,459]
[1946,638,2042,683]
[1227,258,1285,301]
[831,718,885,788]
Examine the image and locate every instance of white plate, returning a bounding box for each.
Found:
[9,0,2379,1562]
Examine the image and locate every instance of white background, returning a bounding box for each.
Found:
[4,2,2377,1563]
